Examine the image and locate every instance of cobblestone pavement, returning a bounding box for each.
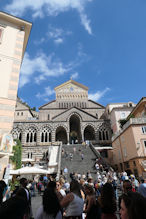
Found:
[31,193,42,218]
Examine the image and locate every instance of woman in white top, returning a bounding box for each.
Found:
[61,180,84,219]
[35,188,62,219]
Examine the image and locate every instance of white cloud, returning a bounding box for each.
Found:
[19,52,74,88]
[54,38,63,44]
[36,86,55,101]
[47,26,63,39]
[71,72,79,80]
[4,0,93,34]
[88,87,110,102]
[47,25,71,44]
[79,9,92,35]
[34,37,45,45]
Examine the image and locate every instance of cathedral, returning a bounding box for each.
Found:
[12,80,111,161]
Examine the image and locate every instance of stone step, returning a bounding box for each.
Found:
[61,144,98,181]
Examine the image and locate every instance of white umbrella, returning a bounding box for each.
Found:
[10,169,19,175]
[22,158,35,163]
[10,166,49,175]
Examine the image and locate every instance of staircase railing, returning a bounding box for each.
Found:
[89,142,112,171]
[56,142,62,180]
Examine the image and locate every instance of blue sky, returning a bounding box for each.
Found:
[1,0,146,109]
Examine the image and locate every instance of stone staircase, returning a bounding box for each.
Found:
[60,144,98,180]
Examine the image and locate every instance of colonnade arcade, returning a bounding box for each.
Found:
[12,115,110,145]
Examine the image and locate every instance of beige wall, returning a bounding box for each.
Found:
[0,12,32,179]
[0,155,9,179]
[0,22,25,136]
[112,124,146,176]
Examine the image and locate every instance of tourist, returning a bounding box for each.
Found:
[0,180,7,205]
[61,180,84,218]
[17,177,33,219]
[63,167,68,179]
[118,180,132,210]
[35,188,62,219]
[73,147,76,154]
[81,153,84,161]
[120,191,146,219]
[0,195,28,219]
[98,183,117,219]
[56,180,66,201]
[84,184,101,219]
[37,181,43,194]
[138,178,146,198]
[130,175,139,192]
[69,153,73,161]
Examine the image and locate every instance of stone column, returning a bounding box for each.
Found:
[95,130,99,143]
[81,129,84,143]
[21,131,26,146]
[51,130,56,143]
[37,130,40,145]
[67,132,70,144]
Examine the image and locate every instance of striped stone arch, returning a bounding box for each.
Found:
[55,125,68,144]
[83,123,95,132]
[98,123,110,141]
[67,111,83,123]
[54,124,68,132]
[83,123,96,141]
[11,126,22,141]
[25,124,39,132]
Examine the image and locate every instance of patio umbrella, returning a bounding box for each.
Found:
[10,166,49,175]
[21,158,35,163]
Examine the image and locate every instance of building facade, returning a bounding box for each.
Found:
[0,12,32,179]
[12,80,112,162]
[105,102,135,134]
[110,97,146,177]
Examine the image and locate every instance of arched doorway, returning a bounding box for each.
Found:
[69,114,81,144]
[55,126,67,144]
[84,125,95,141]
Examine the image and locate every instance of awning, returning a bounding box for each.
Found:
[95,147,113,150]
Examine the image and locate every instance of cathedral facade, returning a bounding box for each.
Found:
[12,80,111,161]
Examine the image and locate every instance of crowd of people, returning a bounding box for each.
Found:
[0,166,146,219]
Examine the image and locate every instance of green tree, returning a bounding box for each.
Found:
[118,119,127,129]
[31,107,36,111]
[10,139,22,169]
[118,114,135,129]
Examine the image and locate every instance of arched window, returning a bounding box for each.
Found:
[30,133,33,142]
[102,131,105,140]
[41,133,44,142]
[48,114,50,120]
[25,126,37,143]
[99,131,102,140]
[26,133,29,142]
[41,126,51,143]
[45,132,47,142]
[106,131,109,140]
[49,133,51,142]
[19,133,22,141]
[34,133,37,142]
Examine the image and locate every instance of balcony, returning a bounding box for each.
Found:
[112,118,146,141]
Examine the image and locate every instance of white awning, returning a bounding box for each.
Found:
[95,147,113,150]
[10,166,49,175]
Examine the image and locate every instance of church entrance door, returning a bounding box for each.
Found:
[55,126,67,144]
[69,115,81,144]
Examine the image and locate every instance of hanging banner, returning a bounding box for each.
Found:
[0,133,13,154]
